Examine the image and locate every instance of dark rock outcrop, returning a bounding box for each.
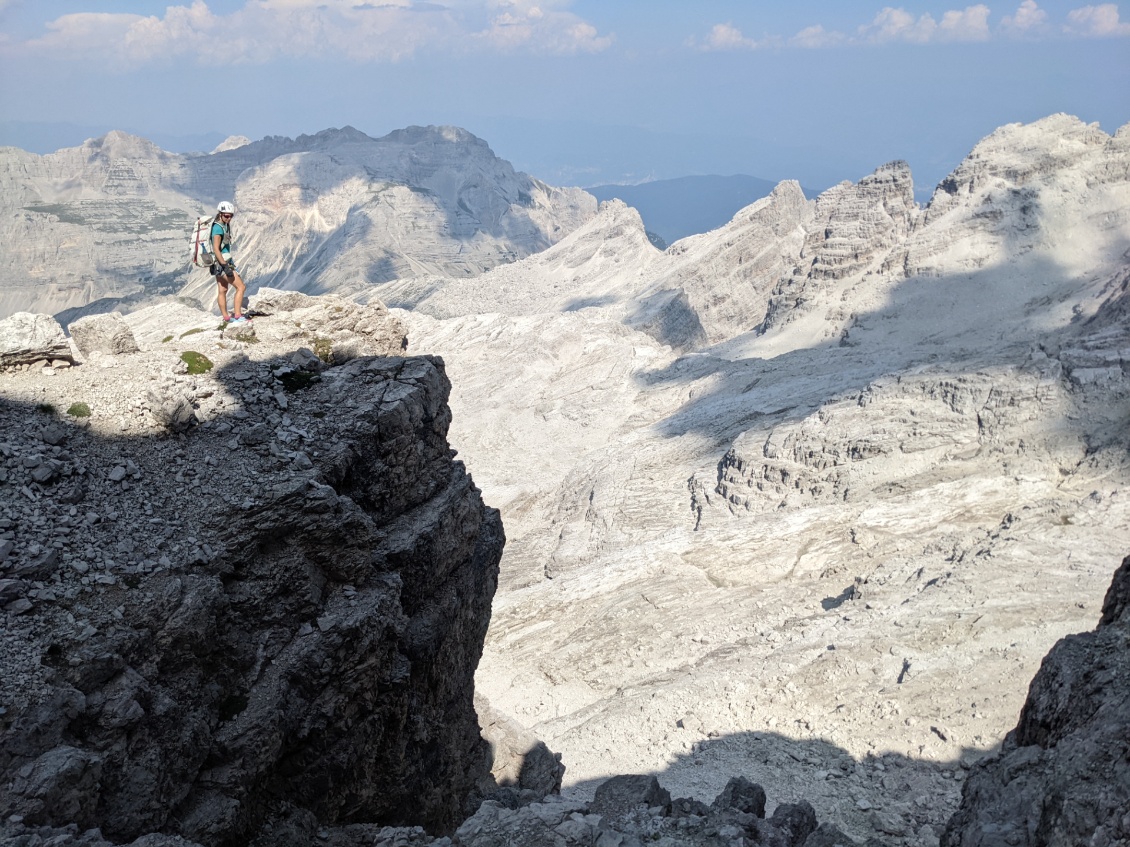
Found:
[941,553,1130,846]
[454,774,846,847]
[0,348,503,845]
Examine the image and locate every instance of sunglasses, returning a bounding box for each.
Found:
[220,213,233,219]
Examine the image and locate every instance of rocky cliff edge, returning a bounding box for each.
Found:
[941,552,1130,846]
[0,292,504,845]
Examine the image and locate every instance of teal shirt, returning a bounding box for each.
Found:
[211,220,231,260]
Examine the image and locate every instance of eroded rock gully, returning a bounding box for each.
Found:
[0,299,503,845]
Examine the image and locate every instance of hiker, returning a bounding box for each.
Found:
[211,201,249,323]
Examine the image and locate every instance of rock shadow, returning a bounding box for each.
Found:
[635,251,1128,455]
[563,295,618,312]
[561,726,987,843]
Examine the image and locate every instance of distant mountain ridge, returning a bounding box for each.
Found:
[586,174,817,246]
[0,125,596,319]
[0,119,228,156]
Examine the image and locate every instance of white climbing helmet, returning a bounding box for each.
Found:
[217,201,236,215]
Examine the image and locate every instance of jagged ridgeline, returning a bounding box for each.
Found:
[0,126,596,321]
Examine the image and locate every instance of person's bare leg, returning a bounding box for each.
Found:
[216,278,231,320]
[230,272,247,318]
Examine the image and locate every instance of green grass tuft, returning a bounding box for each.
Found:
[66,402,92,418]
[180,351,214,374]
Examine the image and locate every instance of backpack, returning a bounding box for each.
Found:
[190,215,217,268]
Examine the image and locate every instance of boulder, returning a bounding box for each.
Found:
[475,693,565,801]
[68,311,140,356]
[249,288,407,360]
[589,774,671,818]
[712,775,767,817]
[0,312,73,368]
[769,801,819,846]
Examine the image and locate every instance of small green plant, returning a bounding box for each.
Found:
[180,327,205,339]
[66,402,91,418]
[36,403,55,415]
[162,335,173,343]
[180,351,214,375]
[313,337,333,363]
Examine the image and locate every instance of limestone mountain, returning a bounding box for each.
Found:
[0,125,596,320]
[374,114,1130,842]
[1,112,1128,845]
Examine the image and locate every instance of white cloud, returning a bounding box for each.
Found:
[860,7,937,43]
[1001,0,1050,35]
[474,1,613,54]
[8,0,613,65]
[1065,3,1130,36]
[789,24,847,49]
[694,22,776,51]
[858,5,991,44]
[24,12,147,59]
[938,5,991,40]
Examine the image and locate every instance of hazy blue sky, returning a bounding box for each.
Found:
[1,1,1128,193]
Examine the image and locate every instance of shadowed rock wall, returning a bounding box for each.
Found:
[0,338,503,845]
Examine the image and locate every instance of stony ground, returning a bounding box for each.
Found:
[416,305,1130,844]
[0,293,410,769]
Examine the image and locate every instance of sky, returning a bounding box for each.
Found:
[0,0,1128,195]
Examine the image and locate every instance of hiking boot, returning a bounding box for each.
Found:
[229,315,250,325]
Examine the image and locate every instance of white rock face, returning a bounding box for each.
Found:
[0,125,596,320]
[369,199,664,318]
[67,311,139,356]
[212,135,251,153]
[0,312,73,367]
[386,114,1130,841]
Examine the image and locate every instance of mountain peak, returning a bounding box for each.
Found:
[378,124,490,150]
[82,130,167,159]
[212,135,251,154]
[294,125,376,147]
